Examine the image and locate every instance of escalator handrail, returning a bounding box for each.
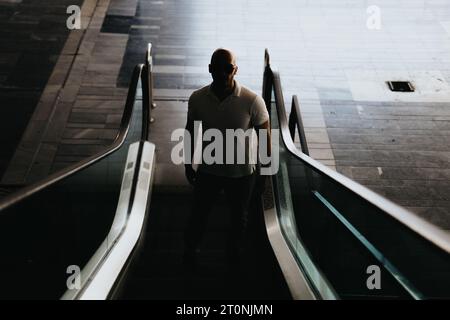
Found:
[265,59,450,255]
[0,63,150,213]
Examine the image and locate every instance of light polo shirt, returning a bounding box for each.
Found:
[187,80,269,177]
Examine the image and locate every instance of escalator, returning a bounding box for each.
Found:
[0,44,449,300]
[262,50,450,299]
[0,60,153,299]
[0,44,290,300]
[119,186,291,299]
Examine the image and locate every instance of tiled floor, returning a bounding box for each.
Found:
[0,0,83,179]
[0,0,128,184]
[1,0,450,228]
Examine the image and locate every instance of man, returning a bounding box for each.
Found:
[183,48,270,268]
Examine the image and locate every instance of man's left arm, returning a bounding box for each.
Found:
[251,95,271,160]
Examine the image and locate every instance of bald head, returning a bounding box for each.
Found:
[210,48,236,65]
[209,48,238,91]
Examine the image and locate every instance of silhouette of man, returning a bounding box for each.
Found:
[183,48,270,268]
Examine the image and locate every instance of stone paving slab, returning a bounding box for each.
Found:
[147,99,191,192]
[0,0,128,184]
[0,0,84,179]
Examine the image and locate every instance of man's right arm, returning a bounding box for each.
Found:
[184,97,197,185]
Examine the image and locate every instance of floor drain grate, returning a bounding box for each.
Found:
[386,81,415,92]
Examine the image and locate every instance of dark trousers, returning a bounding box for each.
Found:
[184,171,256,256]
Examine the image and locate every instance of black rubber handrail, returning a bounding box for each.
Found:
[0,61,151,212]
[288,95,309,156]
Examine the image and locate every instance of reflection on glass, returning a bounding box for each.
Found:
[270,87,336,299]
[0,80,144,299]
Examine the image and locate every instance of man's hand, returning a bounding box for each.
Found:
[185,165,196,186]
